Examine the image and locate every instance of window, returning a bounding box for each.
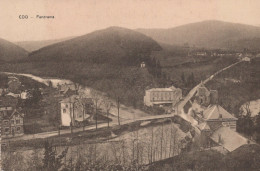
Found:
[16,119,20,124]
[5,127,9,133]
[16,127,21,132]
[11,120,14,124]
[63,109,66,113]
[4,120,9,125]
[65,104,68,108]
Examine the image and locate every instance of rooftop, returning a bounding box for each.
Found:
[203,105,237,121]
[211,127,249,152]
[60,95,93,104]
[147,86,180,92]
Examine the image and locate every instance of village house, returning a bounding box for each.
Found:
[57,83,78,96]
[144,86,182,107]
[20,90,30,99]
[0,106,24,137]
[210,126,249,152]
[140,61,146,68]
[60,95,94,126]
[242,56,251,62]
[195,51,207,56]
[196,104,237,131]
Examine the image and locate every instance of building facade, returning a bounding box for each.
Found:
[60,95,93,126]
[144,86,182,107]
[0,107,24,137]
[195,105,237,131]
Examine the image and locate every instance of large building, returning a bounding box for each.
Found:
[0,107,24,137]
[144,86,182,107]
[196,105,237,131]
[60,95,93,126]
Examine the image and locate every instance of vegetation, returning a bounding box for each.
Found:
[148,144,260,171]
[206,58,260,115]
[137,20,260,51]
[0,38,28,61]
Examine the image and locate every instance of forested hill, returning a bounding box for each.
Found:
[28,26,162,66]
[137,20,260,50]
[0,38,28,61]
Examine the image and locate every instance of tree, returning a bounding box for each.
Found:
[0,74,8,88]
[42,141,68,170]
[103,97,112,128]
[181,72,186,85]
[90,89,103,130]
[117,96,121,125]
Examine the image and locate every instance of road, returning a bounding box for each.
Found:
[1,60,243,142]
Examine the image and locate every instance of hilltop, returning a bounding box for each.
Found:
[0,38,28,61]
[137,20,260,50]
[28,26,161,65]
[0,27,162,108]
[15,36,75,52]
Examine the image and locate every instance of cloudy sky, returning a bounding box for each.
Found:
[1,0,260,42]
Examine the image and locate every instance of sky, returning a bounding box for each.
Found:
[1,0,260,42]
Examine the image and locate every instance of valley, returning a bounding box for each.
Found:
[1,20,260,170]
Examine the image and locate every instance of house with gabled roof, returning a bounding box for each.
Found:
[60,95,94,126]
[210,126,249,152]
[196,105,237,131]
[0,107,24,137]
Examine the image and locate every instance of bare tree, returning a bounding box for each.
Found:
[116,97,120,125]
[103,97,112,128]
[90,89,103,130]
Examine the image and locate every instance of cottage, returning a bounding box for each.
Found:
[20,91,29,99]
[144,86,182,107]
[60,95,93,126]
[210,127,249,152]
[58,83,78,95]
[242,57,251,62]
[197,105,238,131]
[140,62,146,68]
[0,107,24,137]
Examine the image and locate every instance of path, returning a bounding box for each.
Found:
[1,60,243,142]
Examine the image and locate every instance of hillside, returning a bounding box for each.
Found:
[148,144,260,171]
[0,27,162,108]
[206,57,260,115]
[0,38,28,61]
[15,36,75,52]
[28,26,162,65]
[137,20,260,50]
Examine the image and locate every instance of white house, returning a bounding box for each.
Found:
[20,91,29,99]
[60,95,93,126]
[140,62,146,68]
[144,86,182,107]
[242,57,251,62]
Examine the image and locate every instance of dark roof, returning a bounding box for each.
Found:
[1,109,24,120]
[60,95,93,104]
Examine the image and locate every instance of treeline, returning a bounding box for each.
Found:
[237,111,260,143]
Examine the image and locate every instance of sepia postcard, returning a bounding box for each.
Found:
[0,0,260,170]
